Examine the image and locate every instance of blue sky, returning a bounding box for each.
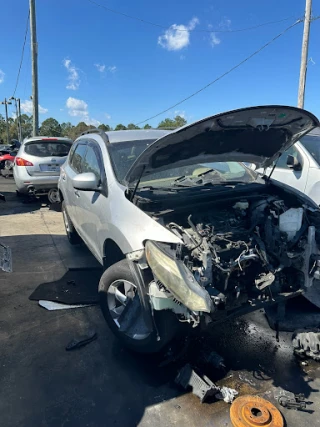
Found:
[0,0,319,128]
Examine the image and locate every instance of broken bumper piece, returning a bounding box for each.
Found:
[175,364,237,403]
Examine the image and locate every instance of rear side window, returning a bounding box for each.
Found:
[70,144,87,174]
[301,136,320,166]
[25,141,72,158]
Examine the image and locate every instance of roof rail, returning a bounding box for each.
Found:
[80,128,109,144]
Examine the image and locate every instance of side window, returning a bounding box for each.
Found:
[276,145,301,169]
[70,144,87,174]
[82,146,102,182]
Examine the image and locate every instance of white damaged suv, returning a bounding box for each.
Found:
[59,105,320,353]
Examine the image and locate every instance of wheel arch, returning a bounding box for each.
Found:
[103,238,125,270]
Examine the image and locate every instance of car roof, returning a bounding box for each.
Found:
[105,129,171,143]
[22,136,73,144]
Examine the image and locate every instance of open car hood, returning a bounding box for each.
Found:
[125,106,319,184]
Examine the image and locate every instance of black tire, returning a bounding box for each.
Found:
[62,201,81,245]
[99,259,181,353]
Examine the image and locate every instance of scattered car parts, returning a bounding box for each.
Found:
[175,363,237,403]
[275,390,309,411]
[230,395,284,427]
[175,364,220,403]
[292,329,320,361]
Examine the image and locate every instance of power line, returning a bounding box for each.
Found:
[136,19,303,125]
[12,10,30,97]
[86,0,294,33]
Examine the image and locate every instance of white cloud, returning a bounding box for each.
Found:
[95,63,106,73]
[107,66,117,73]
[63,59,80,90]
[210,33,221,47]
[21,100,48,114]
[105,113,111,120]
[66,97,99,126]
[158,17,199,51]
[66,97,88,117]
[0,69,4,84]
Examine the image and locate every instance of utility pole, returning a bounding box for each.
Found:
[29,0,39,136]
[1,98,12,145]
[17,98,22,141]
[298,0,312,108]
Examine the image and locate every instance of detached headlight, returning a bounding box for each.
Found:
[145,241,212,313]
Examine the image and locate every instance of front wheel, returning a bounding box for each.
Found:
[99,259,181,353]
[61,201,81,245]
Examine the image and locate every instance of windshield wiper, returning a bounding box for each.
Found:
[196,168,222,178]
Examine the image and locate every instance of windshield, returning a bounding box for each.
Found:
[139,161,256,188]
[108,139,156,181]
[301,135,320,165]
[25,141,72,157]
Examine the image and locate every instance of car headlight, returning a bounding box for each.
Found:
[145,241,212,313]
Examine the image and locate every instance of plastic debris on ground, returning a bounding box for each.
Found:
[38,300,93,310]
[175,364,237,404]
[215,386,238,403]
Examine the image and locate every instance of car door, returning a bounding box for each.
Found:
[62,142,87,226]
[265,144,310,194]
[75,140,107,262]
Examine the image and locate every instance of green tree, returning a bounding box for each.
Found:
[157,118,176,129]
[71,122,90,140]
[157,115,187,129]
[60,122,74,138]
[127,123,140,130]
[115,124,127,131]
[40,118,61,137]
[143,124,152,129]
[20,114,33,139]
[174,115,187,128]
[98,124,111,132]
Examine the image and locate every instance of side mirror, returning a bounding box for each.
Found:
[72,172,100,191]
[286,154,302,171]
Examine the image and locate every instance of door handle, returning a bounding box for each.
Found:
[74,190,80,197]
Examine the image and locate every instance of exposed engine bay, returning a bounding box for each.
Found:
[146,192,320,326]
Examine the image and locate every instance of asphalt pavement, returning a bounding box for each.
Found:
[1,176,320,427]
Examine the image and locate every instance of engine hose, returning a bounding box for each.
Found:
[187,215,203,250]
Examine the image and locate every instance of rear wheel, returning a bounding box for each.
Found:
[62,201,81,245]
[99,259,181,353]
[48,188,60,204]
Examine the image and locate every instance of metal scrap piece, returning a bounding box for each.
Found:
[274,388,310,411]
[175,364,220,403]
[292,329,320,361]
[0,243,12,273]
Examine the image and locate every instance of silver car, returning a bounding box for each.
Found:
[13,136,73,201]
[59,106,320,354]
